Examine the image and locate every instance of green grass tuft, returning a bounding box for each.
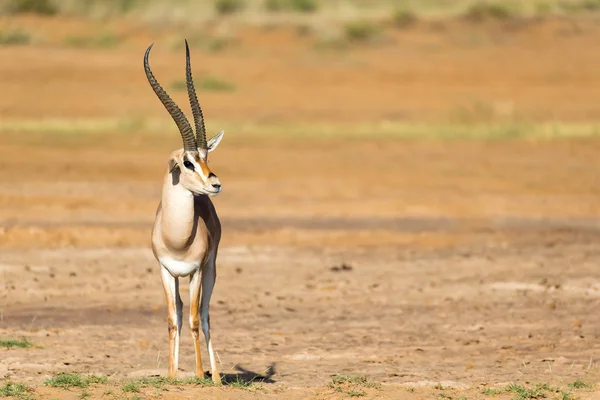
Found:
[264,0,317,12]
[44,373,85,388]
[561,0,600,12]
[481,387,504,395]
[347,389,367,397]
[180,376,215,386]
[63,33,121,49]
[465,2,518,21]
[44,373,107,389]
[123,376,215,391]
[5,0,56,15]
[0,382,34,399]
[393,8,417,28]
[289,0,317,12]
[330,375,379,387]
[133,376,173,389]
[215,0,244,15]
[264,0,284,12]
[343,20,380,43]
[226,376,255,389]
[482,383,565,400]
[171,76,236,92]
[85,375,108,385]
[568,380,592,389]
[329,375,381,397]
[506,383,557,400]
[560,391,573,400]
[122,382,140,393]
[199,76,237,92]
[0,31,31,46]
[0,338,33,348]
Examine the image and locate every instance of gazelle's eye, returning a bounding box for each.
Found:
[183,161,195,170]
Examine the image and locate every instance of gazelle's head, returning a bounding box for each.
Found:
[144,40,224,197]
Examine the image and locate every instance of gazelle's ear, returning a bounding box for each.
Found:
[168,158,180,185]
[168,158,179,173]
[207,130,224,153]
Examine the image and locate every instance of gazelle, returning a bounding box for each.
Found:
[144,40,225,384]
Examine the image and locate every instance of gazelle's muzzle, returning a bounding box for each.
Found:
[206,172,221,195]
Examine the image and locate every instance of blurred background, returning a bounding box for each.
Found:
[1,0,600,248]
[2,0,600,396]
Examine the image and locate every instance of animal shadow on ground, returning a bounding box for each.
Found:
[215,363,277,385]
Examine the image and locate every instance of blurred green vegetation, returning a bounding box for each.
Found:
[343,20,380,43]
[214,0,245,15]
[63,33,121,48]
[265,0,318,13]
[1,0,600,21]
[0,30,30,45]
[464,2,519,21]
[2,118,600,145]
[392,8,418,28]
[170,76,237,92]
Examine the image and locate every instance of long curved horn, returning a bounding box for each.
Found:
[185,39,207,149]
[144,43,197,152]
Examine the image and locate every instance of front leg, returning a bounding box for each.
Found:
[160,266,182,378]
[189,270,204,378]
[201,256,221,384]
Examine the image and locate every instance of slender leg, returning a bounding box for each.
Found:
[200,256,221,384]
[160,266,182,378]
[189,270,205,378]
[175,278,183,371]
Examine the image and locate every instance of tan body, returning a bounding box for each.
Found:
[144,41,225,384]
[152,151,221,278]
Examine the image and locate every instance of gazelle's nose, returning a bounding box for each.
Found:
[208,173,221,191]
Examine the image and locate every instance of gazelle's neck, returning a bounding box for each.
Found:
[160,172,196,251]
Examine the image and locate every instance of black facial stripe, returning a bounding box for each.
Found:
[208,172,216,178]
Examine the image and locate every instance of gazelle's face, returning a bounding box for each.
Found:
[174,149,221,197]
[169,129,225,197]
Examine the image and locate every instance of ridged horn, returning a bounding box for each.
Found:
[144,43,197,152]
[185,39,207,149]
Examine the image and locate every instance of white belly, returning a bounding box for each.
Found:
[159,257,200,277]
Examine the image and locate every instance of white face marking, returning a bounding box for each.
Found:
[160,257,201,277]
[196,159,208,180]
[184,153,207,180]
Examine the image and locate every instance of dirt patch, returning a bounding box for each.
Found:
[2,240,600,397]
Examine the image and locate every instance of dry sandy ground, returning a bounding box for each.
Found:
[2,14,600,400]
[2,139,600,399]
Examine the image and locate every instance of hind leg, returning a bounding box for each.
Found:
[189,270,205,378]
